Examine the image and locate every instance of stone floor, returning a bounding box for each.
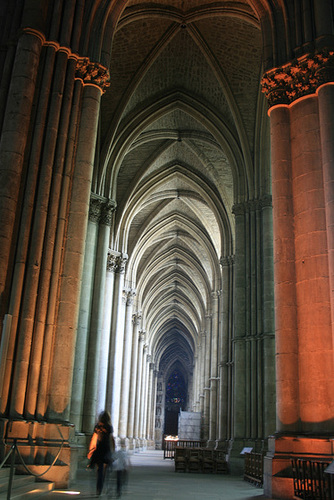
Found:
[40,450,270,499]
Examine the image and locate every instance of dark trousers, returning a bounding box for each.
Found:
[116,469,127,496]
[97,463,108,494]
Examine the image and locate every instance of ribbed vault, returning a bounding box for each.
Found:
[92,0,267,402]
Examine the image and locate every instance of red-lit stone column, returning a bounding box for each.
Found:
[290,95,333,430]
[262,52,334,499]
[269,104,299,432]
[318,83,334,330]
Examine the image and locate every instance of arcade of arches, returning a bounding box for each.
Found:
[0,1,333,498]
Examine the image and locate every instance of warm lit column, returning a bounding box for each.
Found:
[0,29,43,313]
[289,95,333,431]
[82,200,114,433]
[70,198,100,429]
[47,82,103,422]
[133,332,145,447]
[36,78,83,420]
[118,289,136,439]
[9,46,71,419]
[127,313,141,446]
[318,83,334,330]
[269,104,299,431]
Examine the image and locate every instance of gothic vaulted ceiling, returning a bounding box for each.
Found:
[93,0,269,377]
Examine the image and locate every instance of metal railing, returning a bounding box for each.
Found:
[0,426,65,500]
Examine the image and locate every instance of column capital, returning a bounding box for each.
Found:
[124,289,136,306]
[220,255,234,267]
[89,196,103,223]
[139,330,146,342]
[132,311,142,325]
[106,250,117,272]
[261,48,334,107]
[76,57,110,93]
[100,199,117,226]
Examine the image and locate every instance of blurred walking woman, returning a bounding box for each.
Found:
[88,411,115,496]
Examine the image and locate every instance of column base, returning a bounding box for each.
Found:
[263,433,334,499]
[0,418,77,488]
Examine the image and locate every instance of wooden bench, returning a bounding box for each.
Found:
[174,447,229,474]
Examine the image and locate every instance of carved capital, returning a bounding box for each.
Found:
[100,200,117,226]
[89,197,103,223]
[76,57,110,93]
[261,49,334,107]
[132,311,142,326]
[139,330,146,342]
[125,289,136,306]
[106,251,117,272]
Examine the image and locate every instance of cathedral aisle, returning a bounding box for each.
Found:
[42,450,270,500]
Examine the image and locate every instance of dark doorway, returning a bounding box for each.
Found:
[164,369,187,436]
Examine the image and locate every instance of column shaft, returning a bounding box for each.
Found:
[269,105,299,431]
[290,96,333,430]
[118,290,135,438]
[47,84,102,421]
[127,316,141,441]
[318,83,334,330]
[70,215,98,429]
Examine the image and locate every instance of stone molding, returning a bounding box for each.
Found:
[76,57,110,93]
[261,48,334,107]
[124,289,136,306]
[132,312,142,325]
[107,252,128,273]
[139,330,146,342]
[100,200,117,226]
[106,251,117,272]
[89,195,116,225]
[220,255,234,267]
[233,333,275,342]
[89,197,102,223]
[232,196,272,216]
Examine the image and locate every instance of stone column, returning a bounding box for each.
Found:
[261,197,276,438]
[318,82,334,329]
[36,77,83,419]
[217,257,233,443]
[70,197,101,429]
[199,331,206,415]
[47,80,104,422]
[118,289,136,440]
[139,348,149,446]
[0,29,43,314]
[96,251,117,414]
[208,291,219,445]
[203,315,211,441]
[261,50,334,499]
[145,361,154,442]
[133,332,145,448]
[151,369,158,443]
[82,199,115,433]
[105,254,128,436]
[232,203,247,441]
[127,313,141,447]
